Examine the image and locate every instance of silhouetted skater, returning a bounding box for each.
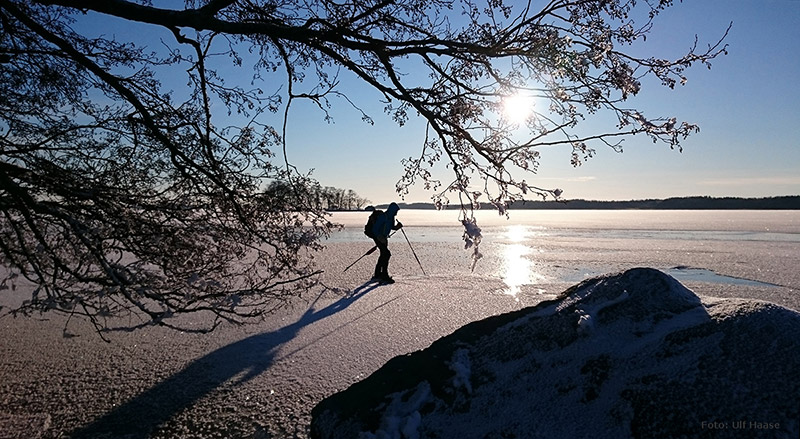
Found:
[368,203,403,284]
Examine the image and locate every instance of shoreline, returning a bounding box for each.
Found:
[359,196,800,211]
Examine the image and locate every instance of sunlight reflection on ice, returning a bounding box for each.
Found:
[501,225,546,298]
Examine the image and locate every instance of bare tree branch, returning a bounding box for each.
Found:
[1,0,728,332]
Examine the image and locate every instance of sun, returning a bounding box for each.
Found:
[502,92,535,124]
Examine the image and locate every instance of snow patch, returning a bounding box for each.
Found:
[576,312,593,333]
[575,290,630,334]
[555,282,597,313]
[359,382,431,439]
[448,349,472,394]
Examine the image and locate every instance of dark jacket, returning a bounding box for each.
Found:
[372,202,400,238]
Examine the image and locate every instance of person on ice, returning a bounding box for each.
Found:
[370,202,403,284]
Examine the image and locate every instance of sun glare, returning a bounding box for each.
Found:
[500,225,546,298]
[502,92,535,124]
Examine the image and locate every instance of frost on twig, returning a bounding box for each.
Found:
[462,218,483,272]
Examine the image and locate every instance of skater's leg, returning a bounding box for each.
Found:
[373,239,393,283]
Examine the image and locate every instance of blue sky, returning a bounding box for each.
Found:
[81,1,800,205]
[282,0,800,204]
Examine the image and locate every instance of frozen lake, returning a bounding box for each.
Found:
[328,209,800,236]
[327,209,800,308]
[1,210,798,439]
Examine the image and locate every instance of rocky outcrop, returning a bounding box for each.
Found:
[311,268,800,438]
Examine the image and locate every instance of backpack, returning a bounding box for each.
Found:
[364,209,383,239]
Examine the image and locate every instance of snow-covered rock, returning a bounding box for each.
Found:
[311,268,800,439]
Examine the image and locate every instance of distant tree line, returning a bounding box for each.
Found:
[317,187,370,211]
[386,196,800,210]
[512,196,800,210]
[266,181,369,211]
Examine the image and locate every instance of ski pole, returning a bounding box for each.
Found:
[343,246,377,273]
[401,228,427,276]
[342,230,399,273]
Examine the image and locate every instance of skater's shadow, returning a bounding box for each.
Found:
[70,280,384,438]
